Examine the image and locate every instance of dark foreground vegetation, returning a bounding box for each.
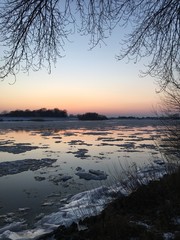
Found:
[41,168,180,240]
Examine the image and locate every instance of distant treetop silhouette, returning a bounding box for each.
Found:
[3,108,67,118]
[78,112,107,121]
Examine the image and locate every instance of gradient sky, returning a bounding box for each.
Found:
[0,26,160,117]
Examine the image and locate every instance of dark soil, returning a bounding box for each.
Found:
[41,168,180,240]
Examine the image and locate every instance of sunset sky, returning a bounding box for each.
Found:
[0,26,160,117]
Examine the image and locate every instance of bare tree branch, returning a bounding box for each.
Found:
[116,0,180,90]
[0,0,179,89]
[0,0,74,79]
[158,84,180,167]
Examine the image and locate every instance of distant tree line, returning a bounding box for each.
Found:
[78,112,107,121]
[2,109,178,120]
[2,108,68,118]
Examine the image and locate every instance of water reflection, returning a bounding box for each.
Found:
[0,121,163,227]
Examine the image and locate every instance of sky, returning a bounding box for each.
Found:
[0,25,160,117]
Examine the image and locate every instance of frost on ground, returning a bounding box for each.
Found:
[0,161,169,240]
[0,158,57,177]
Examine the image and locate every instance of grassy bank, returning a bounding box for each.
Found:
[43,167,180,240]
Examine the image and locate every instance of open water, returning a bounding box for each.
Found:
[0,119,164,228]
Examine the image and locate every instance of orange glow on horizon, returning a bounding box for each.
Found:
[0,99,156,117]
[0,22,160,118]
[1,78,158,116]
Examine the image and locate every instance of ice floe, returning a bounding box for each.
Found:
[0,186,117,240]
[0,158,57,177]
[0,228,51,240]
[48,174,72,185]
[34,176,46,181]
[0,221,27,234]
[18,208,30,213]
[67,148,90,159]
[0,143,40,154]
[75,168,108,180]
[0,162,169,240]
[68,140,92,146]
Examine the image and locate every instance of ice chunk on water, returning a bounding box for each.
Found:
[0,222,27,234]
[0,164,168,240]
[0,228,51,240]
[75,168,108,180]
[37,186,113,228]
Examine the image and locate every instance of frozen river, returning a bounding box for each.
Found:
[0,119,165,232]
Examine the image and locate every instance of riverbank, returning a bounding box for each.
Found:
[44,168,180,240]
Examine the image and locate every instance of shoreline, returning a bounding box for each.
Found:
[49,167,180,240]
[0,160,171,240]
[0,118,165,131]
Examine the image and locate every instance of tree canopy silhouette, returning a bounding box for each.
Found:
[2,108,67,118]
[0,0,179,89]
[78,112,107,120]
